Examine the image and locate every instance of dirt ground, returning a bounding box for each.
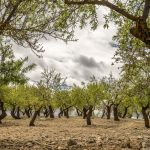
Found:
[0,117,150,150]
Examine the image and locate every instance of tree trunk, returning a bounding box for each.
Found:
[49,105,54,118]
[76,108,82,116]
[29,108,32,116]
[64,108,69,118]
[142,106,150,128]
[86,105,93,125]
[11,105,20,119]
[0,101,7,124]
[122,106,129,118]
[29,108,41,126]
[113,105,120,121]
[101,109,106,119]
[11,105,16,119]
[16,107,21,119]
[58,108,63,118]
[76,108,80,116]
[43,107,49,118]
[58,105,73,118]
[83,106,87,119]
[25,108,31,118]
[106,105,111,119]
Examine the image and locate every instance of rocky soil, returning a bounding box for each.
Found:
[0,117,150,150]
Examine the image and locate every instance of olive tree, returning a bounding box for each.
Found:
[65,0,150,48]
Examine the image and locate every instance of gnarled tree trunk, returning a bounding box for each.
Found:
[49,105,54,118]
[113,104,120,121]
[16,107,21,119]
[86,105,93,125]
[58,107,63,118]
[122,106,129,118]
[0,101,7,124]
[43,107,49,118]
[142,104,150,128]
[25,108,31,118]
[101,108,106,119]
[64,108,69,118]
[106,105,112,119]
[25,106,32,118]
[11,105,21,119]
[29,107,41,126]
[58,105,73,118]
[83,106,87,119]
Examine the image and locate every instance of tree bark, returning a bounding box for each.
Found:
[11,105,20,119]
[49,105,54,118]
[25,108,31,118]
[122,106,129,118]
[43,107,49,118]
[29,108,41,126]
[58,107,63,118]
[142,106,149,128]
[142,0,150,20]
[86,105,93,125]
[29,108,32,116]
[0,101,7,124]
[58,105,73,118]
[64,108,69,118]
[113,104,120,121]
[106,105,111,119]
[83,106,87,119]
[101,108,106,119]
[16,107,21,119]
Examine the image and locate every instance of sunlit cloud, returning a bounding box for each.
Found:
[12,8,120,86]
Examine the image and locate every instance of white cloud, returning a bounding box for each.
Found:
[12,8,120,86]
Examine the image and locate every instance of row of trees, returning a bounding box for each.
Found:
[0,0,149,128]
[0,67,149,127]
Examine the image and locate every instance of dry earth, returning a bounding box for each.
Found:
[0,117,150,150]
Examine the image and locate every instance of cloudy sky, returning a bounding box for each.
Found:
[13,8,121,86]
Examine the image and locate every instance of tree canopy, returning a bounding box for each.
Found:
[65,0,150,48]
[0,0,149,54]
[0,39,36,85]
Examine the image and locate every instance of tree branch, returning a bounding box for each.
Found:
[0,0,23,32]
[142,0,150,21]
[65,0,138,21]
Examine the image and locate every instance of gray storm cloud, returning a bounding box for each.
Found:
[74,55,107,71]
[75,55,100,69]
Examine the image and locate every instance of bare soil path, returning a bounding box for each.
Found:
[0,117,150,150]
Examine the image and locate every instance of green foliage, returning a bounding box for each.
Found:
[54,89,73,109]
[41,68,66,90]
[0,0,98,53]
[0,39,36,85]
